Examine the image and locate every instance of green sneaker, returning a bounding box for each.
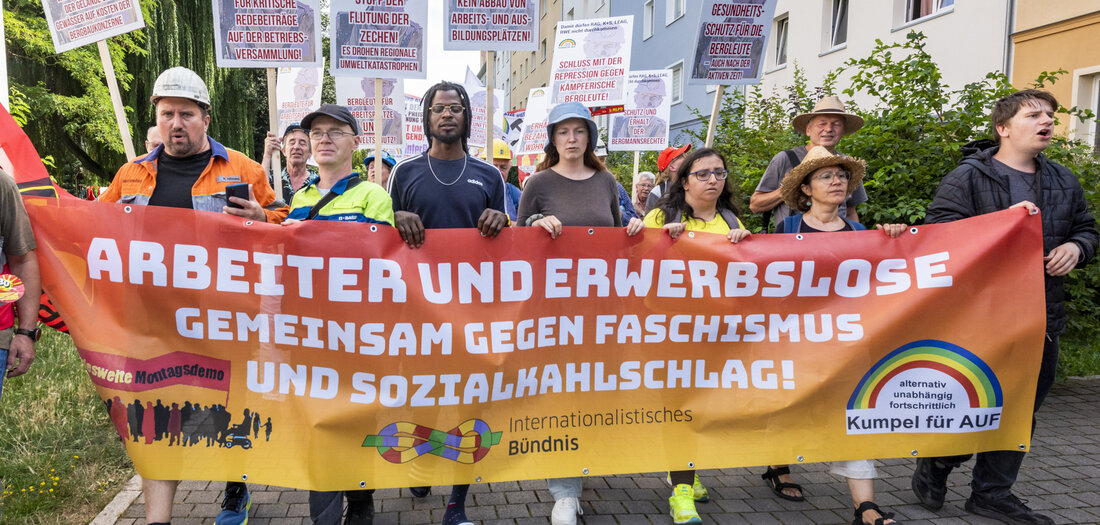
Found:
[665,473,709,503]
[669,484,702,524]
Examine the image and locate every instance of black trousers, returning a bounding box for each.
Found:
[931,334,1059,499]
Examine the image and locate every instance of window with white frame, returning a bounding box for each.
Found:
[530,51,536,71]
[540,39,547,62]
[774,15,789,66]
[906,0,953,22]
[666,0,686,26]
[567,7,574,20]
[830,0,848,47]
[643,0,654,40]
[669,61,684,104]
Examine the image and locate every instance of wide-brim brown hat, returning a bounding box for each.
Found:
[779,146,866,212]
[792,95,864,136]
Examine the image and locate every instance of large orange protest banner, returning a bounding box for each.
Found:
[19,192,1047,491]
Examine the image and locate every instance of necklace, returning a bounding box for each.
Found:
[427,153,467,186]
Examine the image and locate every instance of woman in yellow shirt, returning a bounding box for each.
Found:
[644,147,750,243]
[642,147,749,525]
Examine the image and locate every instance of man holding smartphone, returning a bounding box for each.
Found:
[99,66,288,525]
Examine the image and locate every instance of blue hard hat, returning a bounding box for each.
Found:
[365,152,396,168]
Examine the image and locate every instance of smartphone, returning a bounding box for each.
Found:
[225,183,250,209]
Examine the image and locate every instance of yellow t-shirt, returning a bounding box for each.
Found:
[643,208,744,234]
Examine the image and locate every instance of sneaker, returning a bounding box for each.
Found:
[214,483,251,525]
[665,473,709,503]
[409,485,431,498]
[344,494,374,525]
[551,496,582,525]
[668,484,702,524]
[965,492,1054,525]
[911,458,950,510]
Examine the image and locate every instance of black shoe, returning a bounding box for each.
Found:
[344,495,374,525]
[965,493,1053,525]
[911,458,950,510]
[409,485,430,498]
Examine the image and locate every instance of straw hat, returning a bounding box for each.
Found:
[779,146,866,212]
[791,96,864,136]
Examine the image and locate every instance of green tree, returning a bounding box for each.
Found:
[6,0,270,193]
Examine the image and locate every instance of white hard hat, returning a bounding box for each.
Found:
[150,67,211,108]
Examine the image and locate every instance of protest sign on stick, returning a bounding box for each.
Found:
[212,0,323,68]
[336,77,405,152]
[689,0,778,146]
[443,0,539,52]
[404,94,428,159]
[41,0,146,158]
[329,0,427,79]
[608,70,672,152]
[549,16,633,106]
[516,87,550,155]
[276,66,324,135]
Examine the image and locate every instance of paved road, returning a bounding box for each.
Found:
[103,377,1100,524]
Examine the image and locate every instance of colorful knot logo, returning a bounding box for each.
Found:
[362,419,502,464]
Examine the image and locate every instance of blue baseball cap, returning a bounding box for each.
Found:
[545,101,598,153]
[365,152,396,168]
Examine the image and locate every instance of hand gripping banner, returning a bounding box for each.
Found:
[19,188,1047,491]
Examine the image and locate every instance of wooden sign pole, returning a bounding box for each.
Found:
[485,51,495,160]
[373,78,383,178]
[266,68,285,203]
[704,85,725,148]
[96,40,136,159]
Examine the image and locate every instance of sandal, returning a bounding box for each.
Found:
[852,501,898,525]
[761,466,805,502]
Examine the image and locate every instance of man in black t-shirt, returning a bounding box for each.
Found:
[386,81,506,525]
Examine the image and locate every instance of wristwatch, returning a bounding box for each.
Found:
[14,328,41,342]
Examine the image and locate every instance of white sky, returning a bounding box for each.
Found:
[404,0,482,98]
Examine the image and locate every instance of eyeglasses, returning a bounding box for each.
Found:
[812,170,851,182]
[309,129,355,141]
[689,169,729,181]
[429,104,465,114]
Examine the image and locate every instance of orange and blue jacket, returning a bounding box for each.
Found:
[99,137,289,223]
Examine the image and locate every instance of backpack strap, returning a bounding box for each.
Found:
[306,177,361,221]
[784,149,801,168]
[718,208,741,230]
[782,214,802,234]
[842,218,866,231]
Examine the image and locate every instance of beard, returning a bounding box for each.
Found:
[164,132,204,157]
[430,126,463,145]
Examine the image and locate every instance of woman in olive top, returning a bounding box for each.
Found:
[517,101,643,525]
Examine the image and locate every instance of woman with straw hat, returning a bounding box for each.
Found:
[776,145,905,525]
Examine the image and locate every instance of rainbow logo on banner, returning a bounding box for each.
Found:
[848,340,1002,410]
[558,38,577,48]
[845,340,1006,435]
[532,89,546,97]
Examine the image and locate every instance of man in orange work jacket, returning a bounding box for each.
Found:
[98,66,287,525]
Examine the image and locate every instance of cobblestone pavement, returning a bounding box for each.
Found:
[103,377,1100,524]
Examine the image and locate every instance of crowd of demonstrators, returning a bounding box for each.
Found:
[750,96,868,231]
[387,81,507,525]
[284,103,394,524]
[515,101,644,525]
[105,397,271,449]
[98,66,288,525]
[52,61,1093,525]
[262,123,316,202]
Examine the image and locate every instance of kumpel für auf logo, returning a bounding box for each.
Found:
[363,419,502,464]
[846,340,1003,434]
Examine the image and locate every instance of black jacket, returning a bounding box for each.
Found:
[925,140,1098,334]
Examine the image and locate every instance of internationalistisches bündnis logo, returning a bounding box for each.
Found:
[846,339,1003,434]
[362,419,501,464]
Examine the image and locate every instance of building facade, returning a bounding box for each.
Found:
[1012,0,1100,147]
[760,0,1011,110]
